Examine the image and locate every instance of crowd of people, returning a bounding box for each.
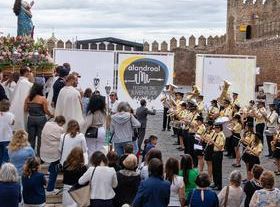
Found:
[0,65,280,207]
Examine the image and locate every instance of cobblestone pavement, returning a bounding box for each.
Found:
[145,113,280,188]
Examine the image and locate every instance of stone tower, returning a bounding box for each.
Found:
[227,0,280,43]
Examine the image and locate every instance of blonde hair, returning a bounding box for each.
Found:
[8,130,29,152]
[0,163,18,182]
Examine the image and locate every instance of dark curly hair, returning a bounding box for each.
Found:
[29,83,44,101]
[87,95,106,114]
[13,0,21,16]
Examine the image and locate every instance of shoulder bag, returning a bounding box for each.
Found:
[68,167,96,207]
[224,186,230,207]
[85,113,98,138]
[56,133,66,172]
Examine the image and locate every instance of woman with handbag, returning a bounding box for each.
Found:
[78,151,118,207]
[218,170,243,207]
[59,120,88,166]
[84,95,107,157]
[62,147,87,207]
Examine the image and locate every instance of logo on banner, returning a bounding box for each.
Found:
[119,56,169,100]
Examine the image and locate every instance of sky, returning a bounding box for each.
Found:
[0,0,227,43]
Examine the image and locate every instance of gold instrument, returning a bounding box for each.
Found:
[217,80,231,104]
[186,85,200,100]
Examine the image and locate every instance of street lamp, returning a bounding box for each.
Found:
[93,74,100,91]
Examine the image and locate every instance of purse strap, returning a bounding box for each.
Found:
[89,167,96,189]
[59,133,67,162]
[224,186,230,207]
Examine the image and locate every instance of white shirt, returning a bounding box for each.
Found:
[79,166,118,200]
[40,121,64,163]
[59,133,87,164]
[267,110,278,128]
[168,175,184,206]
[110,100,119,114]
[0,112,14,142]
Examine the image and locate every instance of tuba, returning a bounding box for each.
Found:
[217,80,231,104]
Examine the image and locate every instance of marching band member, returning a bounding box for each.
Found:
[219,99,233,119]
[196,95,204,115]
[265,104,278,157]
[202,120,215,182]
[244,100,256,125]
[209,123,226,191]
[230,114,243,168]
[160,85,172,132]
[182,100,199,165]
[207,99,219,121]
[232,92,240,108]
[176,102,188,151]
[242,133,263,181]
[193,116,206,172]
[170,92,184,137]
[253,100,267,143]
[272,128,280,175]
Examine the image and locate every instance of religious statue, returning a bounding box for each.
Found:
[13,0,34,37]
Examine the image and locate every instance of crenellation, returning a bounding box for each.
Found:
[170,37,177,51]
[56,40,64,48]
[143,41,150,51]
[188,35,196,48]
[207,36,214,47]
[179,36,186,48]
[65,40,73,49]
[161,41,168,52]
[152,41,159,52]
[198,35,206,48]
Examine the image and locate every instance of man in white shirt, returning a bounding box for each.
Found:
[109,91,119,115]
[55,74,84,127]
[10,67,33,130]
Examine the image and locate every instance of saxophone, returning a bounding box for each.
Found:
[186,85,200,100]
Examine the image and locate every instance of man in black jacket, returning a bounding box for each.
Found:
[0,84,8,101]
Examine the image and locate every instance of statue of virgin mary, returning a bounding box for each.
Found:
[13,0,34,37]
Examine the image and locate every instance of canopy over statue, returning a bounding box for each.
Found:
[13,0,34,37]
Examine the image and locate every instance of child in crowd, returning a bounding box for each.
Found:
[120,143,134,169]
[107,151,122,172]
[142,135,158,161]
[22,157,46,207]
[0,100,15,166]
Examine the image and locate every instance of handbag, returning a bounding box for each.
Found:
[68,167,96,207]
[85,127,98,138]
[85,113,98,138]
[224,186,230,207]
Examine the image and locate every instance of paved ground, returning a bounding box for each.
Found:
[145,113,280,188]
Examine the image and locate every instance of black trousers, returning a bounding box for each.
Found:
[183,131,197,166]
[225,136,236,157]
[163,107,171,130]
[138,128,146,150]
[90,199,113,207]
[212,151,223,188]
[266,134,273,156]
[256,123,265,143]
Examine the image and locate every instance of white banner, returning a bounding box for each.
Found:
[54,49,115,95]
[196,54,256,107]
[117,53,174,110]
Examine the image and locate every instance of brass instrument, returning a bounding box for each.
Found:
[186,85,200,100]
[217,80,231,104]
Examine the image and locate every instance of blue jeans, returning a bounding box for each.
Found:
[114,141,133,156]
[0,141,10,166]
[46,160,59,192]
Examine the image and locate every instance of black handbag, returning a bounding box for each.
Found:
[85,127,98,138]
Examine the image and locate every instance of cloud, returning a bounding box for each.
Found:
[0,0,227,42]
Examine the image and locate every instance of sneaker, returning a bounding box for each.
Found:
[46,189,60,196]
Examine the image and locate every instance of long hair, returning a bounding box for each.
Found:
[8,130,29,152]
[180,154,194,185]
[23,157,40,177]
[64,147,85,171]
[87,95,106,114]
[29,83,44,101]
[165,157,179,183]
[13,0,21,16]
[66,120,80,138]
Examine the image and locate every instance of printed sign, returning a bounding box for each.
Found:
[119,56,169,101]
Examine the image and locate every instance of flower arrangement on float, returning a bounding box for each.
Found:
[0,35,55,75]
